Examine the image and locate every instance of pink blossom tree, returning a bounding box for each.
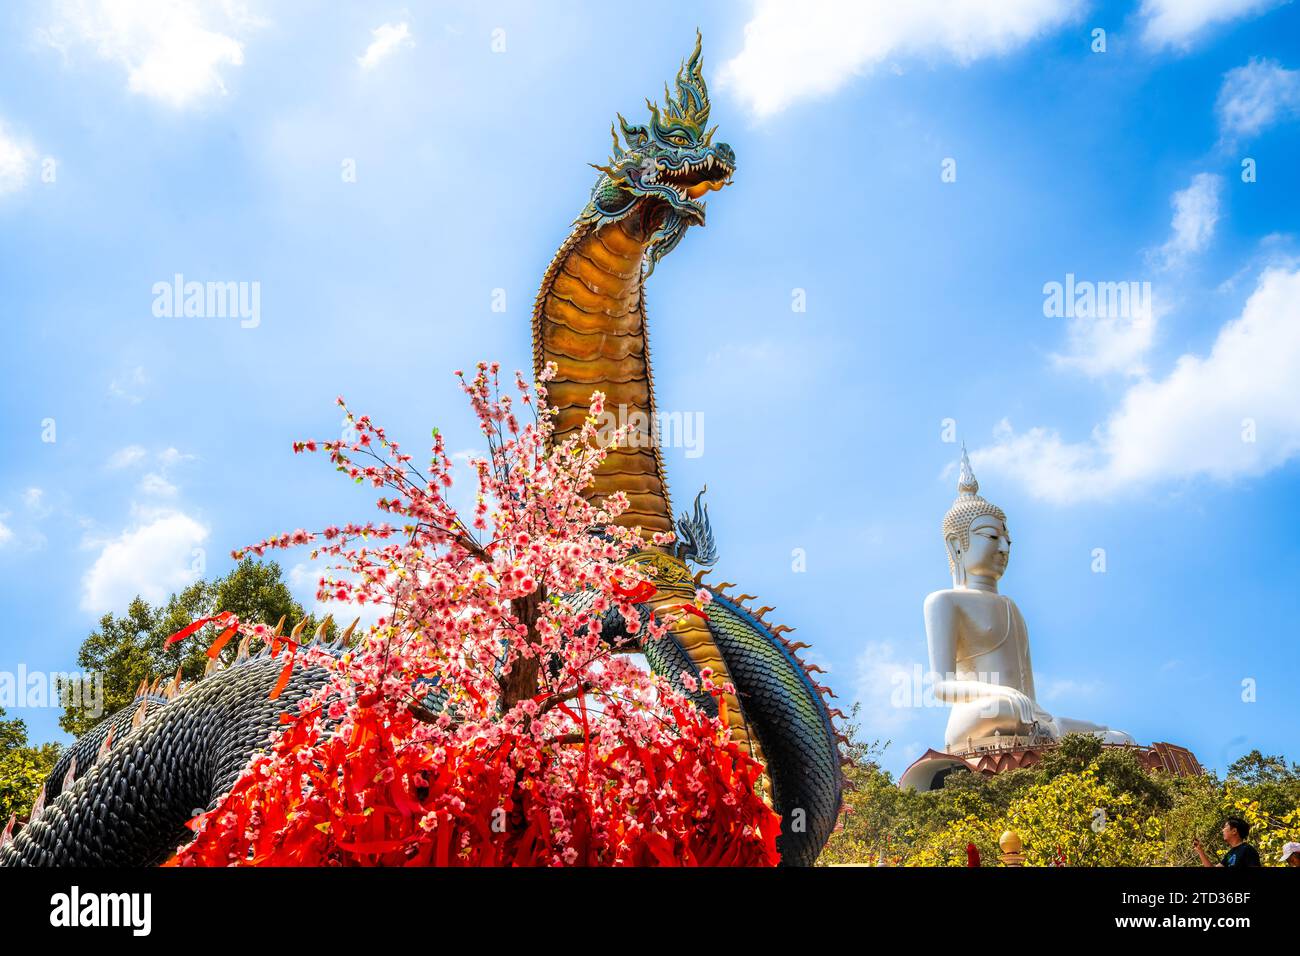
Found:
[169,363,780,866]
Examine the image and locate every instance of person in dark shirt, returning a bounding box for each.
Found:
[1194,817,1262,867]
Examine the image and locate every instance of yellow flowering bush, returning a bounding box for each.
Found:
[900,764,1165,866]
[906,813,1001,866]
[1007,765,1166,866]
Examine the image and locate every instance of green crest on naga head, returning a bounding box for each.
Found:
[581,30,736,276]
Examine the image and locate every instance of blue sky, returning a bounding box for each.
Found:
[1,0,1298,781]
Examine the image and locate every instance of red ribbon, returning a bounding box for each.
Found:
[164,611,234,647]
[611,579,657,604]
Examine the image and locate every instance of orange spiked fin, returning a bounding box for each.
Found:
[312,615,333,644]
[342,617,361,646]
[95,726,115,764]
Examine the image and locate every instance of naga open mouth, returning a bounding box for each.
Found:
[657,154,735,200]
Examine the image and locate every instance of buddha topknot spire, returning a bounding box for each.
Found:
[957,442,979,496]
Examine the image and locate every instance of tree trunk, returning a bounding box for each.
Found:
[498,589,544,711]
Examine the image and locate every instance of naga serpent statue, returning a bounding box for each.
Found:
[1,33,844,868]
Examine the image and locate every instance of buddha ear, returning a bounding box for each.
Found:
[945,535,965,584]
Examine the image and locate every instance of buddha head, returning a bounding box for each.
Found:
[942,447,1010,587]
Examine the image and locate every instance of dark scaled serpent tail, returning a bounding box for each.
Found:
[4,562,846,868]
[642,601,845,865]
[699,590,845,866]
[618,550,847,867]
[3,600,845,867]
[1,652,333,866]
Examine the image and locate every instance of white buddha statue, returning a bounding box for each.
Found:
[924,448,1135,754]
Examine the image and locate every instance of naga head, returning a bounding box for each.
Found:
[580,30,735,276]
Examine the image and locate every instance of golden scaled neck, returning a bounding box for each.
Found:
[532,216,674,538]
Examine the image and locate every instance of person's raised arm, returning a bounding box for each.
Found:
[1193,837,1217,867]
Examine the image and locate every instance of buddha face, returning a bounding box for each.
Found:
[949,514,1011,584]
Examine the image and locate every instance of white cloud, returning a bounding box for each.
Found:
[1215,233,1298,295]
[19,487,53,525]
[976,267,1300,501]
[0,120,37,197]
[1050,174,1220,379]
[157,446,196,467]
[0,516,13,547]
[1051,290,1163,379]
[358,21,413,70]
[1216,57,1300,140]
[108,365,148,402]
[107,444,148,469]
[39,0,259,109]
[1138,0,1287,50]
[718,0,1084,118]
[1037,675,1101,703]
[108,446,194,495]
[139,472,178,496]
[81,510,209,612]
[852,640,924,734]
[1153,173,1222,271]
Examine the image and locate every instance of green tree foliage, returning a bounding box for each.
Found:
[822,726,1300,866]
[815,704,899,865]
[1035,733,1173,812]
[1225,750,1300,818]
[1227,750,1299,785]
[1160,772,1227,866]
[0,708,60,820]
[61,559,334,738]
